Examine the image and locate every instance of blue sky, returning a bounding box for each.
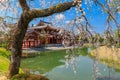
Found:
[0,0,120,34]
[29,0,109,34]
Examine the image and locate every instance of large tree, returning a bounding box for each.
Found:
[6,0,79,78]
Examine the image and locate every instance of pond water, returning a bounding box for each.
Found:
[21,48,120,80]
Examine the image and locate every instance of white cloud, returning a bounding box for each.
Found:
[65,21,70,24]
[55,14,65,20]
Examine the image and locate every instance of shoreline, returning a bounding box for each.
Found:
[22,46,77,53]
[22,46,77,58]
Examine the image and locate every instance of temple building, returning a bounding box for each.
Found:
[22,20,62,48]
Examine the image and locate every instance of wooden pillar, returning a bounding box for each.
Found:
[24,41,25,48]
[38,40,40,45]
[31,41,33,47]
[32,40,34,47]
[28,41,30,48]
[23,41,25,48]
[25,41,27,48]
[22,41,24,48]
[48,37,50,44]
[25,40,28,48]
[34,40,36,47]
[35,40,38,47]
[56,38,58,44]
[33,40,35,47]
[37,40,38,46]
[25,41,28,48]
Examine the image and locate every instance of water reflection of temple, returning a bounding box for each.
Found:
[22,21,62,48]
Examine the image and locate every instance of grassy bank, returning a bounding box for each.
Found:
[0,56,10,74]
[0,47,24,80]
[0,48,10,74]
[90,46,120,70]
[90,46,120,61]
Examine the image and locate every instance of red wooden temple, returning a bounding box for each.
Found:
[22,21,62,48]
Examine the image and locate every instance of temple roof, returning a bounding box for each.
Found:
[37,20,52,26]
[28,20,59,31]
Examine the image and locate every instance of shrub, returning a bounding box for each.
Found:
[0,48,11,58]
[11,73,49,80]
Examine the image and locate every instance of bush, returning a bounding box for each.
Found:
[115,43,120,48]
[0,56,9,73]
[0,42,9,49]
[0,48,11,58]
[11,73,49,80]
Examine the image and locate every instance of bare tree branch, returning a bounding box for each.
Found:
[29,2,76,19]
[0,1,6,7]
[95,0,120,28]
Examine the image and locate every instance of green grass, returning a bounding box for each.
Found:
[21,50,66,74]
[0,47,23,75]
[0,48,10,74]
[0,56,10,73]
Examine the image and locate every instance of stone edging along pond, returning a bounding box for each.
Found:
[22,46,76,58]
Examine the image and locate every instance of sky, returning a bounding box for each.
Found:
[28,0,110,34]
[0,0,120,34]
[28,0,120,34]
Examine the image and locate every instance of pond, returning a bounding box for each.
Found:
[21,47,120,80]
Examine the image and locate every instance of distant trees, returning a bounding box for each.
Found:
[0,31,4,43]
[112,28,120,47]
[0,31,8,48]
[0,23,16,49]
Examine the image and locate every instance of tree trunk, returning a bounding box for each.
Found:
[8,15,29,78]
